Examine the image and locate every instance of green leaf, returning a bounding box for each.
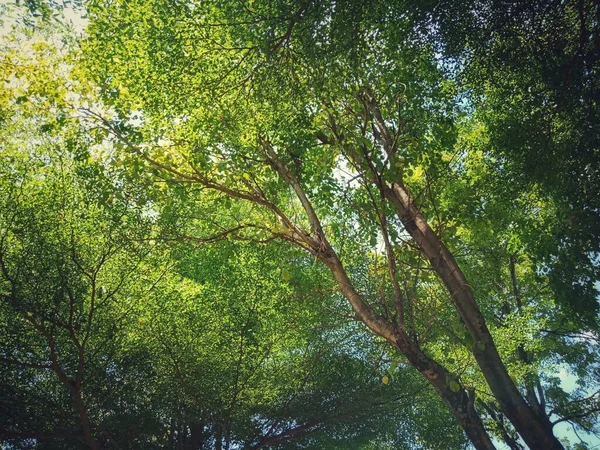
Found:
[449,380,460,393]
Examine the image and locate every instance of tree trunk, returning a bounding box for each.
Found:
[322,254,495,450]
[70,384,101,450]
[47,337,100,450]
[398,333,497,450]
[383,181,564,450]
[190,422,204,450]
[262,131,500,449]
[215,424,223,450]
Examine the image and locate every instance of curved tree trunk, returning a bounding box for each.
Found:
[397,332,497,450]
[383,181,564,450]
[71,387,101,450]
[322,254,496,450]
[44,329,100,450]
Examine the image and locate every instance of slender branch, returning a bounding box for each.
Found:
[272,1,310,51]
[0,357,53,370]
[259,138,324,240]
[0,430,84,440]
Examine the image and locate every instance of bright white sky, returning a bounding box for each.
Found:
[0,1,87,35]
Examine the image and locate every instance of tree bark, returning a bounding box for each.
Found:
[70,385,101,450]
[43,327,100,450]
[321,253,496,450]
[215,424,223,450]
[190,422,204,450]
[398,332,497,450]
[382,181,564,450]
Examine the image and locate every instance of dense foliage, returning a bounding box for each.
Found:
[1,1,599,449]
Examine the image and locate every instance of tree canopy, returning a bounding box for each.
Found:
[1,1,599,449]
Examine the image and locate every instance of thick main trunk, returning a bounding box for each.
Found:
[215,424,223,450]
[48,342,100,450]
[384,182,564,450]
[190,422,204,449]
[70,385,101,450]
[322,254,495,450]
[398,333,497,450]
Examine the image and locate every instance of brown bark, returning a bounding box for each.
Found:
[190,422,204,449]
[351,88,563,447]
[40,322,100,450]
[382,181,564,450]
[397,331,496,450]
[70,386,100,450]
[321,252,496,450]
[50,357,99,450]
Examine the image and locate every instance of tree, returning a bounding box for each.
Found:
[0,21,471,450]
[0,108,155,449]
[408,0,600,325]
[0,118,462,450]
[77,0,600,448]
[3,1,599,448]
